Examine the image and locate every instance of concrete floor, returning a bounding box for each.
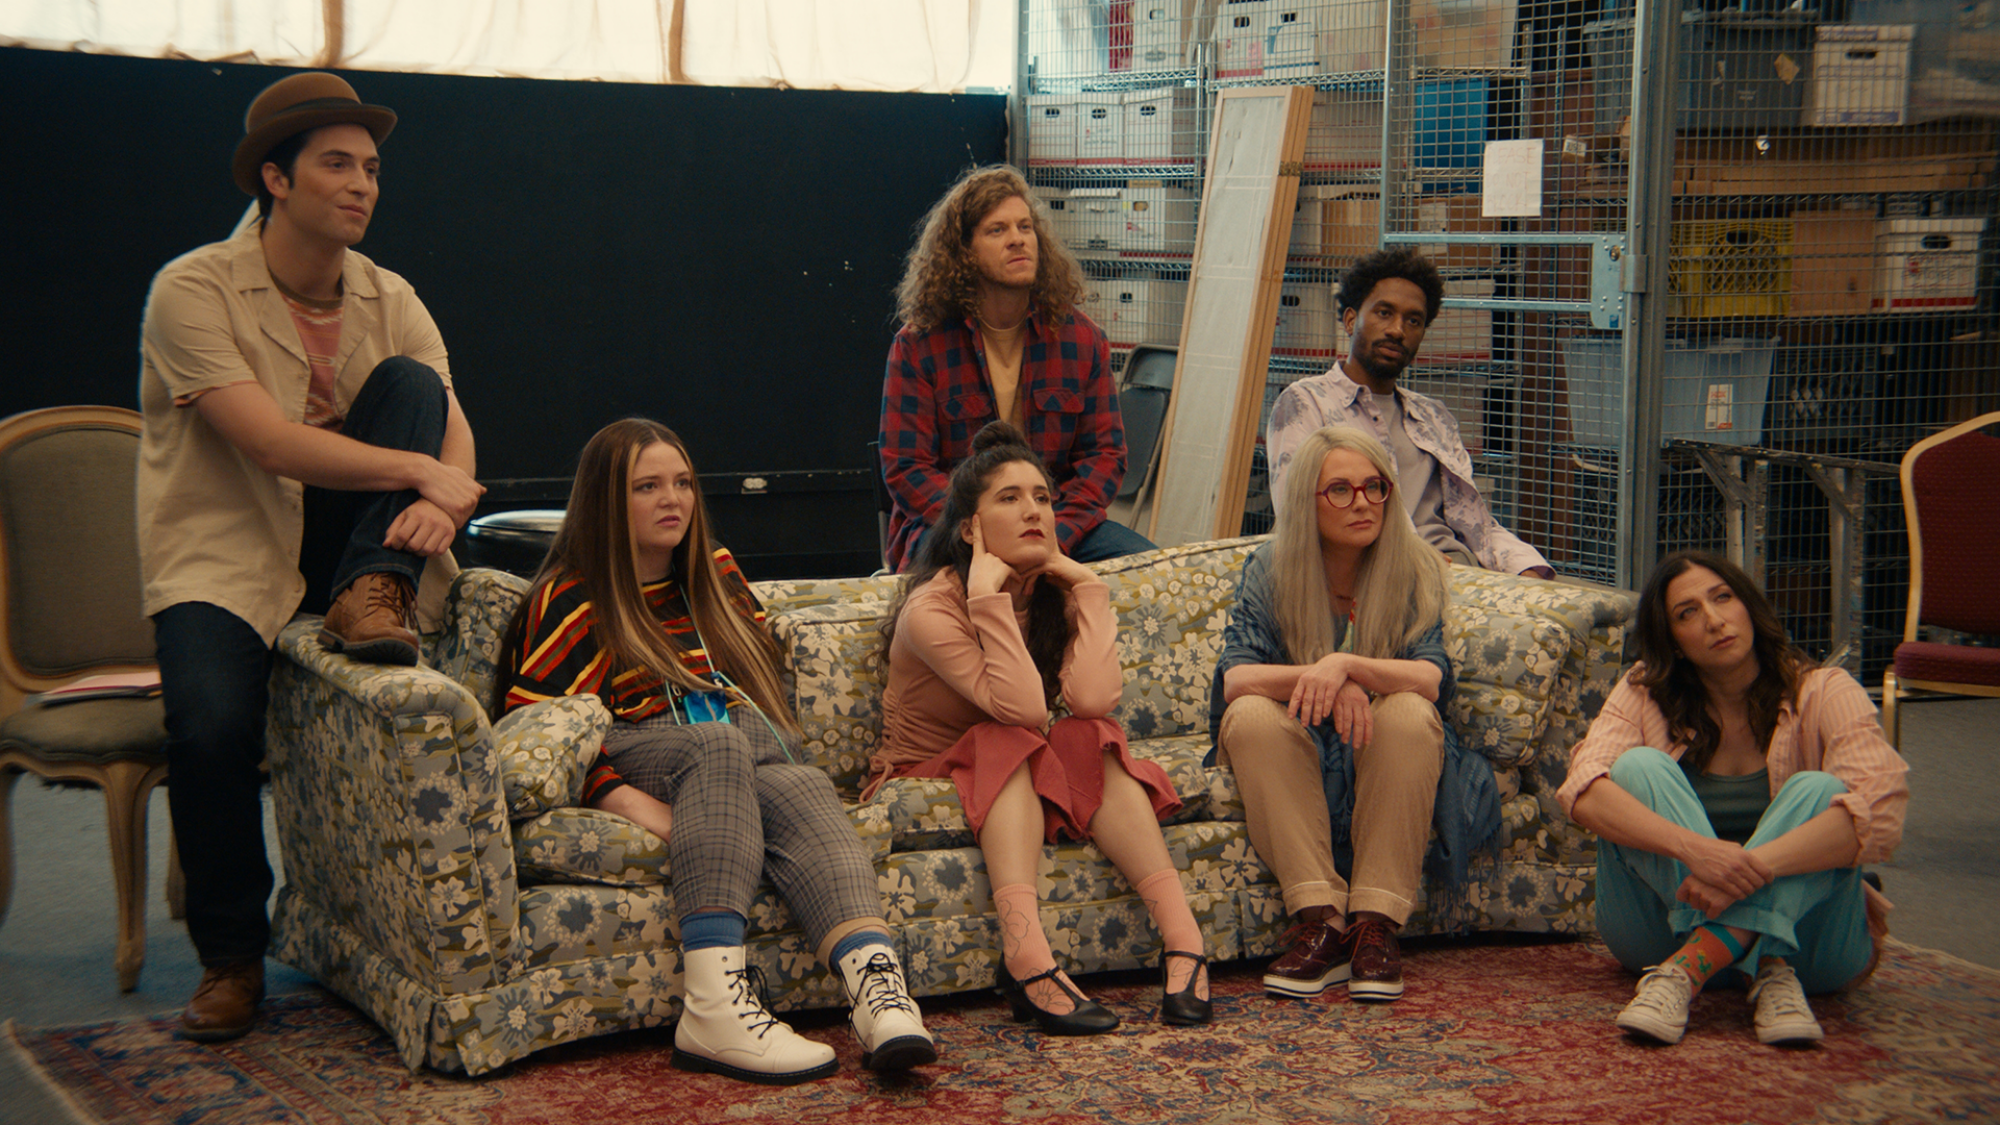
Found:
[0,695,1993,1122]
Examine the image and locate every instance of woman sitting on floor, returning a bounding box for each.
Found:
[1210,424,1499,1003]
[867,421,1211,1034]
[494,418,936,1084]
[1560,550,1908,1046]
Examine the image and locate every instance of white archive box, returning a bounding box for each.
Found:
[1273,282,1339,356]
[1807,25,1914,126]
[1304,88,1385,168]
[1131,0,1199,72]
[1261,4,1322,76]
[1119,182,1199,252]
[1027,1,1107,80]
[1874,217,1987,312]
[1025,95,1076,164]
[1076,93,1124,165]
[1215,0,1273,77]
[1122,87,1199,165]
[1053,187,1124,251]
[1090,278,1190,348]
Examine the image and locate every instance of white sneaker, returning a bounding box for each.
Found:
[673,947,838,1085]
[1750,960,1825,1045]
[1616,963,1693,1045]
[837,946,937,1071]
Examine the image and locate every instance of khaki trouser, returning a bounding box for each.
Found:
[1217,693,1444,925]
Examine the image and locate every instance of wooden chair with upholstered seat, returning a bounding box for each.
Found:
[1881,410,2000,747]
[0,405,179,991]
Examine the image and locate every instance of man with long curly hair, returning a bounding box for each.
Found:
[1266,247,1552,578]
[878,165,1154,572]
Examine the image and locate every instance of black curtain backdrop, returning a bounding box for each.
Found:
[0,48,1008,576]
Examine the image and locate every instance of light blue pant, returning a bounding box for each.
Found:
[1594,747,1873,994]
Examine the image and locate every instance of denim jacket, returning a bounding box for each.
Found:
[1206,542,1501,890]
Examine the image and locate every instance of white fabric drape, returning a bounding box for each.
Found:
[0,0,1012,91]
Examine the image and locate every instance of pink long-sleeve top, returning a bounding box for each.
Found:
[1557,665,1910,865]
[868,569,1122,795]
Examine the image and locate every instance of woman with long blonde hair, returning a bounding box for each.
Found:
[495,419,935,1085]
[1210,425,1498,1003]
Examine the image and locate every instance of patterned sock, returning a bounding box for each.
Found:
[992,883,1074,1015]
[679,910,746,952]
[1668,924,1746,992]
[1136,868,1206,998]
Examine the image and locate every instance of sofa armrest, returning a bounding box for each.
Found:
[268,619,522,996]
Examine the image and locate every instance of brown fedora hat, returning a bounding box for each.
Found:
[232,72,397,196]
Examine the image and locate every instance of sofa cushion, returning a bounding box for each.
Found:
[515,806,670,887]
[432,568,529,708]
[1440,602,1569,768]
[1095,538,1262,741]
[768,594,897,797]
[495,694,611,819]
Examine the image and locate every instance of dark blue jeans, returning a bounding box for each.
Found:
[154,356,448,964]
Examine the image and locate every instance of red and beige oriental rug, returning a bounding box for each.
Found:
[9,936,1998,1125]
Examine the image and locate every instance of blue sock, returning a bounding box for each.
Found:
[830,930,894,966]
[680,911,746,952]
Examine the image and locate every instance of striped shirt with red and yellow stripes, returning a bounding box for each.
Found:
[502,548,767,723]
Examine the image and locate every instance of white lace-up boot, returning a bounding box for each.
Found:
[672,947,837,1084]
[837,946,937,1070]
[1750,960,1825,1045]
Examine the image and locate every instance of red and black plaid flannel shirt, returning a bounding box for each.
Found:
[878,307,1128,571]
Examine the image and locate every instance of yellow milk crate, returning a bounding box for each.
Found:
[1669,219,1793,318]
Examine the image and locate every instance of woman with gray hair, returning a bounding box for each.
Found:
[1209,425,1499,1003]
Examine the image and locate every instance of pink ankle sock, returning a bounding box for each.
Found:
[1135,869,1203,955]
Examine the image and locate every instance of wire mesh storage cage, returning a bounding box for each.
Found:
[1018,0,1999,681]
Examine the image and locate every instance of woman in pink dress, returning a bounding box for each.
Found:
[868,422,1210,1034]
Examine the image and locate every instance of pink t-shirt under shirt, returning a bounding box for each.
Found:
[278,287,346,431]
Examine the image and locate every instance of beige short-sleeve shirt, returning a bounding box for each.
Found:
[136,222,455,646]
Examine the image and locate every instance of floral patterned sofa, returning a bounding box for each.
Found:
[265,536,1634,1075]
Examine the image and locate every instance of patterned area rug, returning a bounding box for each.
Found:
[9,937,1999,1125]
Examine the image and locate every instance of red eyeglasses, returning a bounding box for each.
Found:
[1318,476,1393,509]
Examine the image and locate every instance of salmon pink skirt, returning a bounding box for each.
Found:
[886,716,1181,843]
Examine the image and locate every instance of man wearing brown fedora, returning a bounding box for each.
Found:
[136,71,481,1041]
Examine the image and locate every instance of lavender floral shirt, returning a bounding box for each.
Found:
[1266,363,1550,576]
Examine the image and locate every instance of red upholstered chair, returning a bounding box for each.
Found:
[1882,411,2000,747]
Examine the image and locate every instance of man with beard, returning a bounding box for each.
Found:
[879,165,1152,572]
[1265,248,1552,578]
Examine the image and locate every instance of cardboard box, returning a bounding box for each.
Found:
[1260,4,1321,76]
[1315,0,1388,74]
[1090,278,1190,348]
[1273,281,1339,355]
[1411,0,1520,70]
[1028,2,1107,80]
[1426,277,1496,363]
[1118,182,1199,252]
[1304,88,1384,169]
[1416,192,1504,270]
[1132,0,1199,72]
[1215,0,1271,77]
[1289,186,1380,260]
[1024,95,1075,165]
[1875,217,1987,312]
[1808,24,1914,127]
[1051,187,1123,251]
[1121,87,1199,165]
[1788,210,1877,316]
[1075,93,1124,165]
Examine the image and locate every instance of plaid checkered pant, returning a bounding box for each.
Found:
[603,715,879,950]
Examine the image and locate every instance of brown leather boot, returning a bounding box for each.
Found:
[181,958,265,1042]
[318,572,421,665]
